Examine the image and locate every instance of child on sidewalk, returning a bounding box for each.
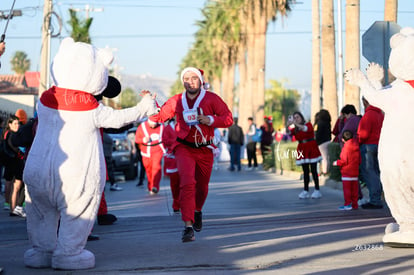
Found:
[333,130,361,210]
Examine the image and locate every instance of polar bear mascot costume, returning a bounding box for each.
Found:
[23,37,158,269]
[345,27,414,248]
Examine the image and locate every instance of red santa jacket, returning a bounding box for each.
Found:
[357,105,384,145]
[336,138,361,178]
[135,121,166,158]
[156,89,233,149]
[162,122,178,174]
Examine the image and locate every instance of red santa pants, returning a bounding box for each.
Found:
[98,192,107,215]
[142,151,163,192]
[169,172,180,211]
[342,180,359,209]
[164,157,180,211]
[175,144,213,223]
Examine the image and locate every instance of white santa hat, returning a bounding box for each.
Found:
[180,67,210,90]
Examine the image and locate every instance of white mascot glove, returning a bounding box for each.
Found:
[137,92,159,117]
[344,68,367,87]
[366,62,384,90]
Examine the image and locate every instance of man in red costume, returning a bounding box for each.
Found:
[153,67,233,242]
[135,115,166,194]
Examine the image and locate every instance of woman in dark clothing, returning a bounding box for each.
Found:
[259,116,275,164]
[314,109,332,175]
[0,115,26,217]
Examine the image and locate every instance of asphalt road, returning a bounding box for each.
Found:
[1,162,414,274]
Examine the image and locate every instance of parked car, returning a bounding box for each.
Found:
[108,131,137,180]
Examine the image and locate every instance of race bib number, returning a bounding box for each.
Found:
[183,109,199,126]
[150,133,160,141]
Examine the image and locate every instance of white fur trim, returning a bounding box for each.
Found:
[180,67,203,84]
[207,115,214,126]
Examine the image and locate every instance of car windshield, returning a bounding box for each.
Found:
[109,133,131,152]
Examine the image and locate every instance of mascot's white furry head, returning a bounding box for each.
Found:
[389,27,414,81]
[50,37,113,95]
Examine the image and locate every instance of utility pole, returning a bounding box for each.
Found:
[38,0,53,95]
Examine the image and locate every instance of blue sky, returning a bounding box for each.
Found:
[0,0,413,91]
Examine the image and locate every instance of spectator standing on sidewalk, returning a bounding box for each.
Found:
[227,117,244,172]
[357,97,384,209]
[0,115,26,217]
[212,128,222,170]
[287,111,322,199]
[339,104,361,148]
[259,116,275,164]
[314,109,332,175]
[333,130,361,210]
[154,66,233,242]
[245,117,258,170]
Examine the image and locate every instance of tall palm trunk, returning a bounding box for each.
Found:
[384,0,398,84]
[253,10,267,126]
[344,0,360,112]
[321,0,338,121]
[245,1,257,124]
[384,0,398,22]
[238,42,250,131]
[211,76,221,97]
[311,0,321,119]
[222,62,236,113]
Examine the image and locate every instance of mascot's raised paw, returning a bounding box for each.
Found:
[138,93,159,117]
[366,62,384,83]
[344,68,366,87]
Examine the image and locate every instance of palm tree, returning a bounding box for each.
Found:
[344,0,360,111]
[11,51,31,75]
[321,0,338,121]
[171,0,290,131]
[239,0,290,129]
[311,0,321,120]
[68,9,93,43]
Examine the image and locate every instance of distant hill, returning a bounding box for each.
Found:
[119,74,174,103]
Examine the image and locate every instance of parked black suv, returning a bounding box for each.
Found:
[108,132,137,180]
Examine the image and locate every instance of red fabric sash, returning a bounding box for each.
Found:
[405,80,414,88]
[40,86,99,111]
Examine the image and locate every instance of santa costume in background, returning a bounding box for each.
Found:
[156,67,233,226]
[162,120,180,212]
[135,114,166,193]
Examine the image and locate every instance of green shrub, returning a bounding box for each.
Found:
[262,143,276,171]
[274,141,303,174]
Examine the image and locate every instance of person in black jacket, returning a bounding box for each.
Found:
[0,115,26,217]
[227,117,244,171]
[314,109,332,175]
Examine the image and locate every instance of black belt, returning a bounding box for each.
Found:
[177,137,212,148]
[298,138,315,144]
[142,142,162,147]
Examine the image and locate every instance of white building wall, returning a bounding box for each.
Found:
[0,94,37,117]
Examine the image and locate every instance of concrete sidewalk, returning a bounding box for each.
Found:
[1,163,414,274]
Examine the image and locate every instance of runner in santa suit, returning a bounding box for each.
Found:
[152,67,233,242]
[135,115,166,194]
[162,119,180,213]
